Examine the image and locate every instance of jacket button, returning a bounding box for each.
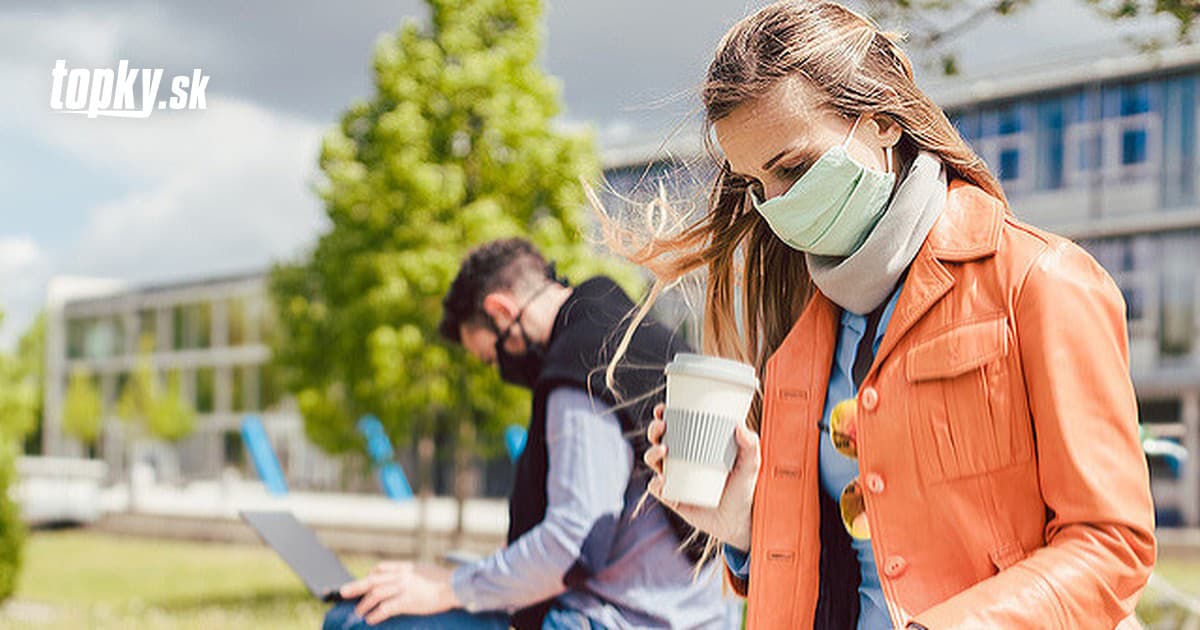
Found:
[860,387,879,411]
[884,556,907,578]
[866,473,885,494]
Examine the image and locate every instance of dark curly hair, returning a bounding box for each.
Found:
[439,238,559,343]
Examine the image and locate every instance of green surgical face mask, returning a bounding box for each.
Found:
[751,116,896,257]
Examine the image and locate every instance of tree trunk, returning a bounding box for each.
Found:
[416,434,435,563]
[452,420,476,549]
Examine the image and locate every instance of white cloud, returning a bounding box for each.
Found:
[0,236,50,348]
[55,95,328,282]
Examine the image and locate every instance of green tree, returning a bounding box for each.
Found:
[62,367,103,447]
[117,336,197,454]
[16,314,44,454]
[0,311,39,600]
[270,0,639,486]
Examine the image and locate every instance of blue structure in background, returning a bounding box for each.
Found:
[357,415,413,501]
[504,424,527,463]
[241,415,289,495]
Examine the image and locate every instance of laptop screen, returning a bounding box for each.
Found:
[240,510,354,602]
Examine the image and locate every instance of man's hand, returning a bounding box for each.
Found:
[339,561,460,625]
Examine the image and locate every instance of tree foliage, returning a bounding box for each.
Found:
[63,367,103,446]
[0,311,39,600]
[117,336,196,444]
[862,0,1200,74]
[270,0,640,461]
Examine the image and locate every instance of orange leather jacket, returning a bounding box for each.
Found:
[727,179,1157,629]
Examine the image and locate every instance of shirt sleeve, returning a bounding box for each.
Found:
[451,386,633,613]
[723,543,751,581]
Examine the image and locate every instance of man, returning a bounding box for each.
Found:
[323,238,727,630]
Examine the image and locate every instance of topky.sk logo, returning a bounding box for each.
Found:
[50,60,210,119]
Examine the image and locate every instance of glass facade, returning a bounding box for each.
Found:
[62,284,279,421]
[948,71,1200,379]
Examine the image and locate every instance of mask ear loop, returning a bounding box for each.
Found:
[842,115,863,149]
[845,115,895,175]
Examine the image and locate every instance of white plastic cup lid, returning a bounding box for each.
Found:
[664,352,759,391]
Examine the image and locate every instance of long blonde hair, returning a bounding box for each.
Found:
[599,0,1004,434]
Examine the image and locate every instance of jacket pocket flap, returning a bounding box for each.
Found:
[906,315,1008,382]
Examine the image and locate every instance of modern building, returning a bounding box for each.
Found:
[42,272,343,489]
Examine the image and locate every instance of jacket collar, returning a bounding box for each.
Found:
[925,179,1006,262]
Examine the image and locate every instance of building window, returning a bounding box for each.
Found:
[137,309,157,352]
[223,430,245,468]
[195,367,215,413]
[972,103,1034,193]
[66,319,88,359]
[999,148,1021,182]
[1162,75,1197,208]
[1035,98,1065,190]
[1124,286,1145,322]
[228,298,247,347]
[231,364,261,412]
[953,110,981,142]
[1121,128,1147,165]
[81,317,122,360]
[173,303,212,350]
[1103,81,1159,182]
[1160,242,1195,359]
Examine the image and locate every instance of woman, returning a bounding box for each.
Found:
[607,1,1157,628]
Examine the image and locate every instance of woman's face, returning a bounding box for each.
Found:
[713,75,901,201]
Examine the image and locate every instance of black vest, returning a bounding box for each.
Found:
[507,276,707,630]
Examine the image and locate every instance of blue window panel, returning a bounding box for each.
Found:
[1078,135,1103,171]
[1178,75,1196,202]
[998,103,1023,134]
[1163,75,1197,207]
[1000,148,1021,181]
[1067,89,1100,123]
[980,108,1000,137]
[1036,97,1066,190]
[953,109,981,145]
[1120,240,1136,272]
[963,110,981,139]
[1121,82,1152,116]
[1122,129,1148,165]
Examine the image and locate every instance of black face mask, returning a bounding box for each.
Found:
[494,320,545,388]
[491,283,555,389]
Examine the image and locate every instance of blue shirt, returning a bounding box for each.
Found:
[725,281,904,629]
[453,387,727,629]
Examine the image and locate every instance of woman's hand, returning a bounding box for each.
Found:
[643,402,760,551]
[339,561,459,624]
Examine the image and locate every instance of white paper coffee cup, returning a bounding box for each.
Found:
[661,353,758,508]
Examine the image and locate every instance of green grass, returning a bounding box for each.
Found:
[1155,555,1200,595]
[2,529,379,629]
[2,529,1198,628]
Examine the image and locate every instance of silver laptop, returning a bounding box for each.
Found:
[240,510,354,602]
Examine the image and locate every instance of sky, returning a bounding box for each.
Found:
[0,0,1174,347]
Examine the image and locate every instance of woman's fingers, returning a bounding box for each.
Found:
[731,422,761,475]
[646,418,665,445]
[653,403,664,421]
[646,475,678,511]
[643,443,666,473]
